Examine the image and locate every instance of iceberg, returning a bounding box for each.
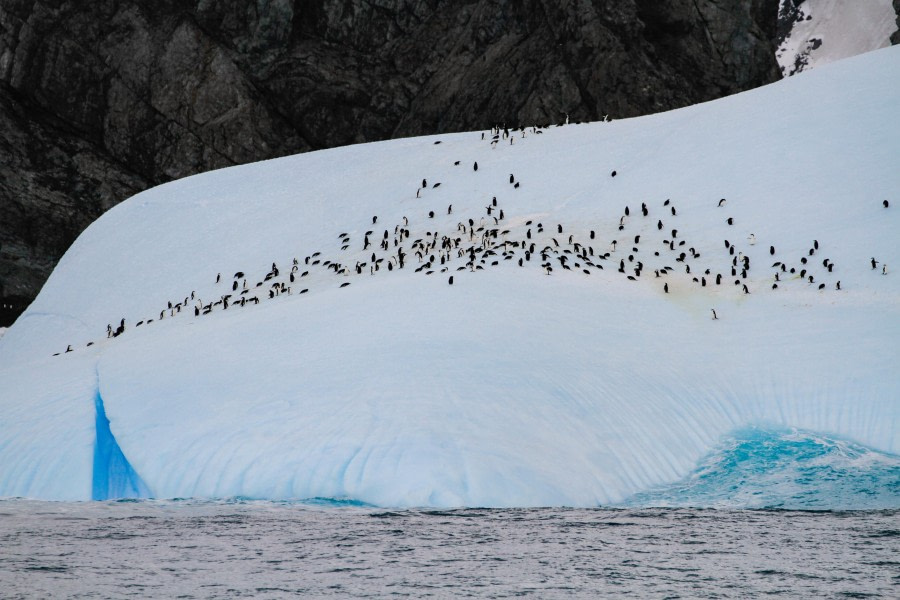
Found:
[1,47,898,506]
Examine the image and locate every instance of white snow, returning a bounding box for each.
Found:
[778,0,898,76]
[1,46,898,506]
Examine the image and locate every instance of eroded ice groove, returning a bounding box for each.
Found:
[92,390,150,501]
[622,427,900,510]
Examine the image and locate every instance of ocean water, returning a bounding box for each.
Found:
[1,428,898,598]
[0,501,898,598]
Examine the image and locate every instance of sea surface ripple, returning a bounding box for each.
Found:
[1,499,898,598]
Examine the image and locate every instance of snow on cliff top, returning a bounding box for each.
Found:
[778,0,898,76]
[0,46,898,505]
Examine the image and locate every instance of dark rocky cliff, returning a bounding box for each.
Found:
[0,0,780,324]
[893,0,900,44]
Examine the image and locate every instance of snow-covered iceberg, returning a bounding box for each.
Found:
[1,47,898,506]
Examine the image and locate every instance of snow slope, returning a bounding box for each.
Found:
[1,47,898,506]
[777,0,898,76]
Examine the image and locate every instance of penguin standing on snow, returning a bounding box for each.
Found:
[711,309,718,320]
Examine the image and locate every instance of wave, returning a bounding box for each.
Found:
[621,427,900,510]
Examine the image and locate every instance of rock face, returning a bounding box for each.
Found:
[0,0,781,324]
[894,0,900,44]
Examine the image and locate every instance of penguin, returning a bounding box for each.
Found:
[711,309,718,320]
[509,174,515,184]
[718,198,726,207]
[422,178,427,188]
[770,246,775,255]
[671,206,677,216]
[748,234,756,245]
[449,276,454,285]
[657,220,663,230]
[625,206,630,217]
[611,170,617,177]
[448,204,453,215]
[742,284,749,294]
[727,217,734,225]
[65,345,72,353]
[872,257,879,269]
[474,162,478,171]
[590,230,595,240]
[216,273,221,283]
[884,200,890,208]
[883,264,888,275]
[836,281,841,290]
[664,283,669,294]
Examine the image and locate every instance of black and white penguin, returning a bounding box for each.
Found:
[474,162,478,171]
[711,309,718,320]
[718,198,726,207]
[611,170,617,177]
[449,276,454,285]
[884,200,890,208]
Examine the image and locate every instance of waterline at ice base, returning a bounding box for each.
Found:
[1,47,898,507]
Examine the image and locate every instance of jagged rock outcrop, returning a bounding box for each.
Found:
[893,0,900,44]
[0,0,781,324]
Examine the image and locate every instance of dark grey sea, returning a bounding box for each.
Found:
[1,500,897,598]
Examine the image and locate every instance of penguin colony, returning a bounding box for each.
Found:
[53,121,893,354]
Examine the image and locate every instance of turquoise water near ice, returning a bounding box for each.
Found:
[622,427,900,510]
